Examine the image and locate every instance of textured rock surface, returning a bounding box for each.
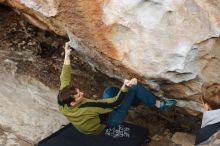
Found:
[0,59,68,143]
[1,0,220,103]
[171,132,196,146]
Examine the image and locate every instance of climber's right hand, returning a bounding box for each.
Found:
[64,41,72,57]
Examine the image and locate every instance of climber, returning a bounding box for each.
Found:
[57,42,177,135]
[195,81,220,145]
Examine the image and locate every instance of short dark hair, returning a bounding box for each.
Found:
[201,81,220,110]
[57,85,77,106]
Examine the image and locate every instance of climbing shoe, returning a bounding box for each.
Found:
[160,99,177,109]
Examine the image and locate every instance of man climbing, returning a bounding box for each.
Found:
[195,81,220,145]
[58,42,177,135]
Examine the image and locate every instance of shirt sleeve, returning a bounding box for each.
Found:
[79,89,127,114]
[60,64,71,90]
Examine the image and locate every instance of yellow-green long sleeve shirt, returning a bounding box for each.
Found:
[59,64,127,135]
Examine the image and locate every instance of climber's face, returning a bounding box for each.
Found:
[73,88,84,100]
[70,88,84,107]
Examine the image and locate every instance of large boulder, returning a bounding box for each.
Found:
[1,0,220,104]
[0,59,68,143]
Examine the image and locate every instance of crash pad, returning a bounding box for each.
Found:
[37,122,149,146]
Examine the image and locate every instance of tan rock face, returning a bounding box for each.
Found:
[0,59,68,142]
[171,132,196,146]
[1,0,220,104]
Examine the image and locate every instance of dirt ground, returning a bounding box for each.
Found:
[0,5,202,146]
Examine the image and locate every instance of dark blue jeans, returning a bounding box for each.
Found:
[102,84,157,127]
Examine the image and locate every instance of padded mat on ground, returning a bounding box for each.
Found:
[37,122,148,146]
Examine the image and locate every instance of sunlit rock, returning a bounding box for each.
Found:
[0,59,68,142]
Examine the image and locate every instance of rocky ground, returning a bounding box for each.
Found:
[0,5,202,146]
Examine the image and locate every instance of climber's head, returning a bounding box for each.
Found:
[201,81,220,111]
[58,85,84,107]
